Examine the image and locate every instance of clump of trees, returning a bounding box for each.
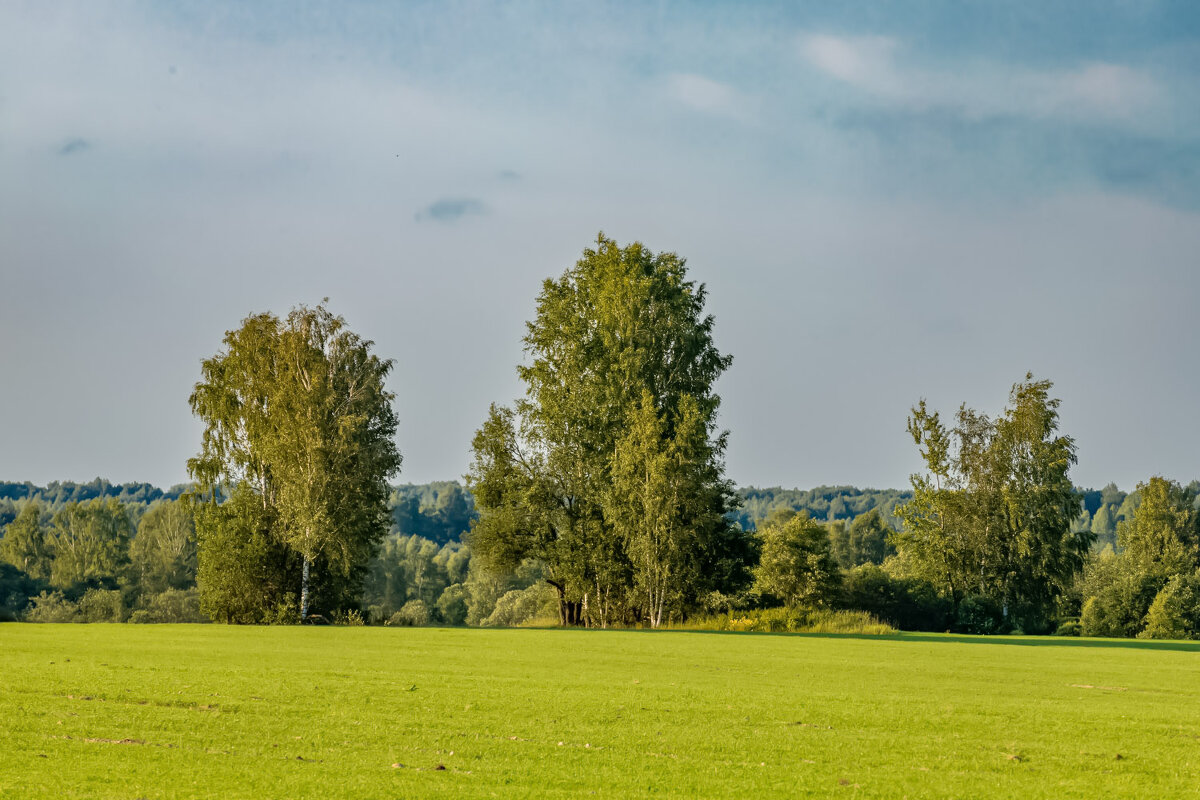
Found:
[467,235,753,627]
[3,236,1198,640]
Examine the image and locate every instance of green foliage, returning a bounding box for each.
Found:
[682,607,895,635]
[839,563,951,632]
[752,512,841,608]
[129,588,207,623]
[829,509,895,569]
[24,590,81,622]
[1117,477,1199,575]
[130,499,197,594]
[195,485,296,624]
[481,582,558,627]
[0,502,51,580]
[1141,572,1200,640]
[468,235,742,627]
[435,583,469,626]
[189,302,401,620]
[895,375,1089,633]
[390,482,476,544]
[734,486,910,531]
[0,563,44,617]
[388,599,431,627]
[48,499,134,590]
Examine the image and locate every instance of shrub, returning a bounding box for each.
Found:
[25,591,81,623]
[839,564,951,632]
[1054,620,1081,637]
[135,589,207,623]
[481,583,557,628]
[436,583,469,626]
[953,595,1005,635]
[682,606,895,635]
[79,588,126,622]
[388,599,431,627]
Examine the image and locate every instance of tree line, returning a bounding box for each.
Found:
[1,234,1197,637]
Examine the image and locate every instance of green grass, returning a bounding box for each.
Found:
[3,625,1199,798]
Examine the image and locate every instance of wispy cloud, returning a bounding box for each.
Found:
[797,33,1162,123]
[665,73,751,120]
[415,197,487,223]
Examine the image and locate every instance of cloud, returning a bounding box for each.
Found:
[415,197,487,223]
[797,33,1162,123]
[498,169,521,181]
[57,137,90,155]
[665,73,749,119]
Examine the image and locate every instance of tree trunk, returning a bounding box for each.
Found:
[300,555,311,620]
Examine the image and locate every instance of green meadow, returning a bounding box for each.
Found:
[3,625,1199,799]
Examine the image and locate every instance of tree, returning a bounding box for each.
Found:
[752,511,841,608]
[48,499,133,589]
[1117,477,1199,576]
[189,302,401,620]
[467,235,745,626]
[130,499,197,594]
[895,374,1089,633]
[0,503,51,580]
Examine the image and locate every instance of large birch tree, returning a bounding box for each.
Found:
[189,303,400,621]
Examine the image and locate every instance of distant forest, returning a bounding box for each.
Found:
[1,478,1182,548]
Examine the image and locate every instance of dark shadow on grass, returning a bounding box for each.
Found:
[642,628,1200,654]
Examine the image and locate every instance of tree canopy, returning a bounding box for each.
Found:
[188,302,401,621]
[467,235,748,626]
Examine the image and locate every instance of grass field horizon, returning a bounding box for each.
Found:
[4,624,1199,798]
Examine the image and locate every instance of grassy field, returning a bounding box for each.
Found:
[2,625,1199,798]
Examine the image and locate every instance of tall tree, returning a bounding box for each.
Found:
[1117,477,1199,576]
[467,235,744,626]
[895,374,1089,632]
[189,302,401,620]
[0,503,51,580]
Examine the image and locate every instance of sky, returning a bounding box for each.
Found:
[2,1,1199,492]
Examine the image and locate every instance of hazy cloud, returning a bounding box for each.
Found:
[665,73,749,119]
[415,197,487,223]
[57,137,90,155]
[797,32,1162,122]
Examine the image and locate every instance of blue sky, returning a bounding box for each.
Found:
[2,1,1198,490]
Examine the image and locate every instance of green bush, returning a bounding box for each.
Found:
[435,583,469,626]
[839,564,951,631]
[481,583,557,627]
[78,588,126,622]
[388,599,431,627]
[131,589,208,623]
[683,606,895,635]
[1053,620,1081,637]
[25,591,81,623]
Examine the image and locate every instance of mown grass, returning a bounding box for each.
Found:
[2,624,1199,798]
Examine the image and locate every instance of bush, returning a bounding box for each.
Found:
[132,589,208,623]
[683,606,895,635]
[1054,620,1081,637]
[388,599,431,627]
[79,588,126,622]
[436,583,469,626]
[25,591,81,623]
[839,564,951,632]
[953,595,1005,635]
[1140,572,1200,640]
[481,583,557,628]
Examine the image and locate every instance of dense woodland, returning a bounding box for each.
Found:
[1,476,1198,634]
[3,236,1199,638]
